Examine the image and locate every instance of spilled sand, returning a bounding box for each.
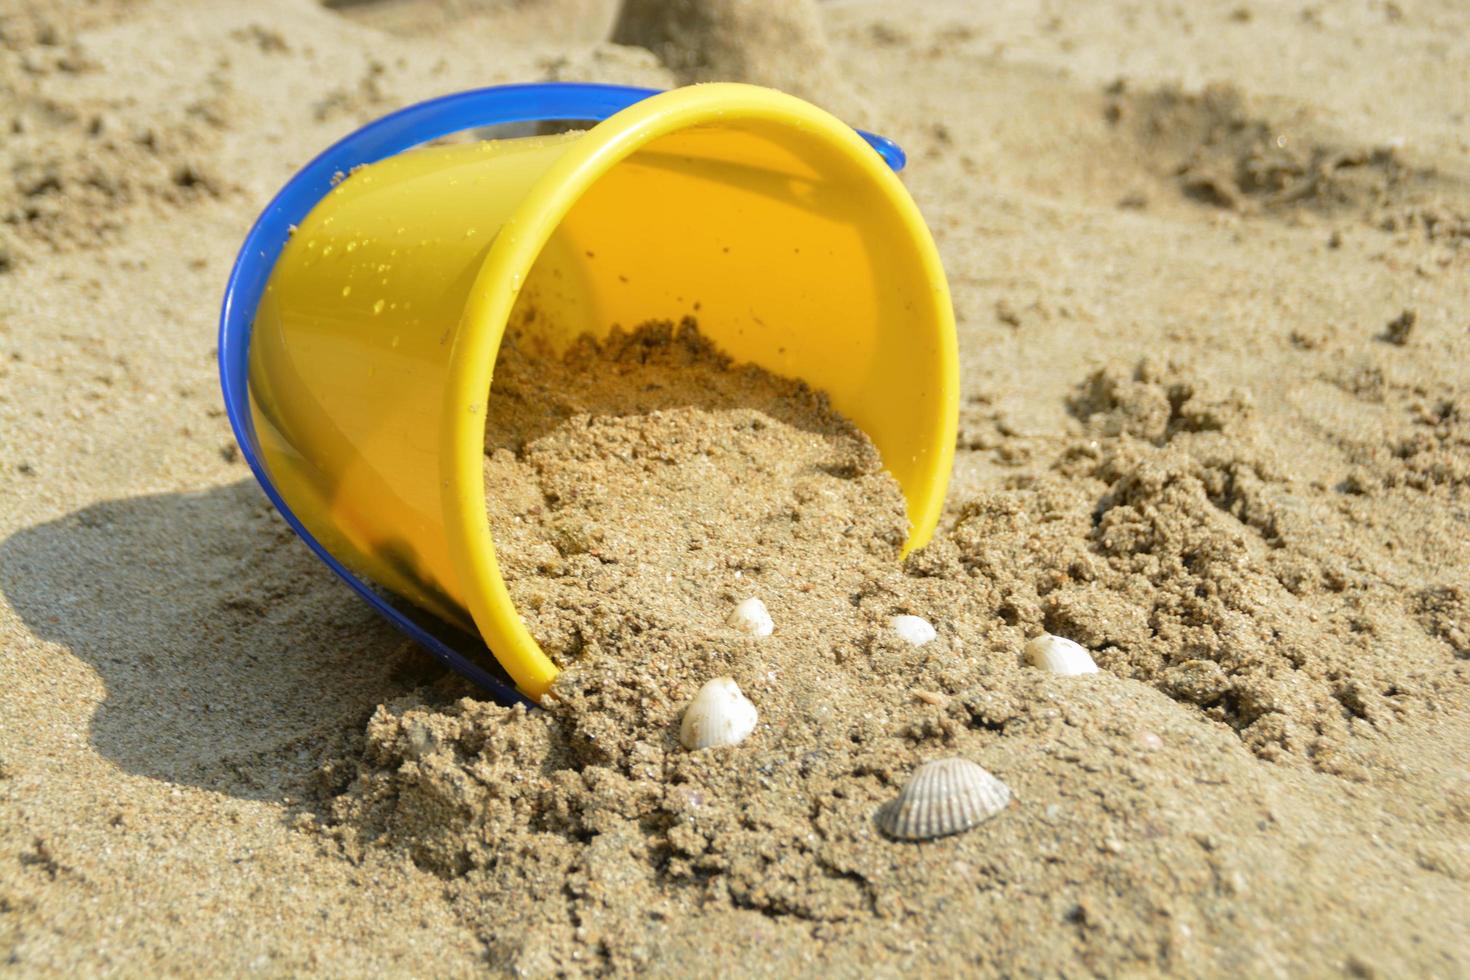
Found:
[3,0,1470,975]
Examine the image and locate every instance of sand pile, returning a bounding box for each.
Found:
[612,0,870,123]
[479,319,907,674]
[320,326,1469,974]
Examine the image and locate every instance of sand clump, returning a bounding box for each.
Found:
[1103,80,1470,243]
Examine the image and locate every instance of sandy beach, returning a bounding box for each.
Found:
[3,0,1469,974]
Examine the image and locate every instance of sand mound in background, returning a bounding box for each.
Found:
[612,0,870,123]
[3,0,1469,974]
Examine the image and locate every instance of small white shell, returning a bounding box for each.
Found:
[727,597,774,637]
[1024,633,1099,675]
[889,614,937,646]
[877,758,1011,840]
[679,677,758,750]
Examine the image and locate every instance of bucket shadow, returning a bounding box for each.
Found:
[0,480,457,800]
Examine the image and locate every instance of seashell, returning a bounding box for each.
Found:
[679,677,758,750]
[889,614,937,646]
[1024,632,1099,675]
[878,758,1010,840]
[1135,730,1164,751]
[727,597,774,637]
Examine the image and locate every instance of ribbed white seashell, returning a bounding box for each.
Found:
[679,677,758,750]
[877,758,1011,840]
[889,614,937,646]
[727,597,774,637]
[1024,633,1099,675]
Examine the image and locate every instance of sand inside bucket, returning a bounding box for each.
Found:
[479,317,910,686]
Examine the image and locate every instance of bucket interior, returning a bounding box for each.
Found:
[497,119,949,522]
[243,94,951,699]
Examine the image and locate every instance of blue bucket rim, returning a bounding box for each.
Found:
[216,81,907,707]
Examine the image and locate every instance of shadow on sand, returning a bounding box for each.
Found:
[0,479,459,800]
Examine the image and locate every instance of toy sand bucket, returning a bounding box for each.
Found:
[219,82,957,703]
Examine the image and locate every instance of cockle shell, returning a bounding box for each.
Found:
[890,614,937,646]
[1023,633,1099,675]
[727,597,774,637]
[877,758,1011,840]
[679,677,758,750]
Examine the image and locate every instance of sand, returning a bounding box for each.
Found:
[479,319,909,670]
[3,0,1469,975]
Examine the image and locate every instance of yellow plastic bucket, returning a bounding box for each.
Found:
[237,82,957,700]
